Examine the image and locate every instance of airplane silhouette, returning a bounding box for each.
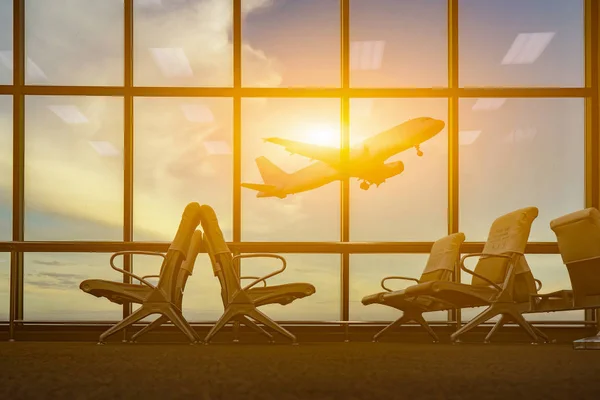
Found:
[242,116,445,198]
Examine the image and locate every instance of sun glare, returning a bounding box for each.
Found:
[302,123,341,147]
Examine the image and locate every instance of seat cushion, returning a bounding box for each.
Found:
[247,282,316,307]
[401,281,499,308]
[80,279,153,305]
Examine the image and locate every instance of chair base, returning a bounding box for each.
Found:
[573,333,600,350]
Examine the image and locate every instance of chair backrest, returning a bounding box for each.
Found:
[173,229,203,307]
[198,204,242,306]
[471,207,539,302]
[419,232,466,283]
[550,208,600,305]
[155,202,202,302]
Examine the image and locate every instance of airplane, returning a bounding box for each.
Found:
[241,116,445,198]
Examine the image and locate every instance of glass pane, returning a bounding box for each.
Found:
[350,254,448,322]
[242,0,340,87]
[241,98,340,241]
[134,0,232,87]
[459,0,584,87]
[349,99,448,241]
[240,254,340,321]
[0,96,11,241]
[459,98,584,241]
[23,253,122,321]
[0,253,8,321]
[24,96,124,241]
[25,0,124,86]
[525,254,584,321]
[350,0,447,88]
[0,0,13,84]
[133,97,233,241]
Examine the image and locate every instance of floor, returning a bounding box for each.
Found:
[0,342,599,400]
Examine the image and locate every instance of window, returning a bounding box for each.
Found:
[133,97,233,241]
[24,96,124,241]
[0,96,11,241]
[0,252,8,321]
[242,0,340,87]
[23,253,122,321]
[350,0,447,88]
[0,0,13,84]
[25,0,124,86]
[459,0,584,87]
[349,98,448,241]
[459,98,584,241]
[241,98,341,241]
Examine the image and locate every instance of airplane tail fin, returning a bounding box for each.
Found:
[255,156,288,185]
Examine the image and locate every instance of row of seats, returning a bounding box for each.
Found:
[79,203,600,345]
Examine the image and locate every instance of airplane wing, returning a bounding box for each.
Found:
[241,183,277,192]
[264,138,342,166]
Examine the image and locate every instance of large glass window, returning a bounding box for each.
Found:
[459,0,584,87]
[25,0,124,86]
[24,96,124,241]
[459,98,585,241]
[134,0,232,87]
[242,0,340,87]
[133,97,233,241]
[0,252,8,321]
[349,98,448,241]
[241,98,341,241]
[0,96,11,241]
[0,0,13,85]
[23,253,121,321]
[350,0,447,88]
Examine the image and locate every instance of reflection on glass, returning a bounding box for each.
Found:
[0,253,8,321]
[350,99,448,241]
[459,0,584,87]
[0,96,11,241]
[24,96,123,241]
[23,253,121,321]
[350,0,447,88]
[459,98,584,241]
[134,0,233,87]
[133,97,233,241]
[241,98,340,241]
[25,0,124,86]
[242,0,340,87]
[0,0,13,84]
[350,254,448,321]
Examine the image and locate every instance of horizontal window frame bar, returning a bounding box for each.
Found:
[0,86,591,98]
[0,241,559,254]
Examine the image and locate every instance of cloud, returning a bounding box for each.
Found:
[31,260,76,267]
[26,271,87,291]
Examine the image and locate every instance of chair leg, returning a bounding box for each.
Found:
[248,308,297,343]
[373,314,411,342]
[130,316,168,343]
[531,325,550,343]
[163,307,201,344]
[507,310,541,344]
[204,307,239,344]
[238,315,274,342]
[99,306,153,344]
[412,313,440,343]
[450,306,501,342]
[484,314,508,343]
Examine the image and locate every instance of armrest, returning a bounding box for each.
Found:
[380,276,419,292]
[109,251,166,289]
[460,253,513,292]
[534,278,543,292]
[240,276,267,288]
[232,253,287,291]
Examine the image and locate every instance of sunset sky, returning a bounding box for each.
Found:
[0,0,587,322]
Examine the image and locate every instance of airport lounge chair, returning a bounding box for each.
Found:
[199,204,316,344]
[398,207,544,343]
[521,208,600,349]
[361,232,466,343]
[79,202,202,344]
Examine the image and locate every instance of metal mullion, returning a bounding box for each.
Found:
[448,0,459,327]
[340,0,350,323]
[122,0,134,329]
[9,0,25,341]
[457,87,588,97]
[233,0,242,242]
[0,86,14,95]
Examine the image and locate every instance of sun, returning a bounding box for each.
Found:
[302,123,341,147]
